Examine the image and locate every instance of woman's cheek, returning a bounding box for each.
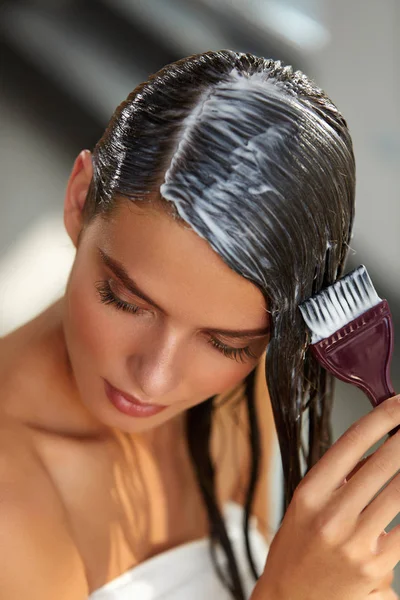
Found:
[66,264,116,370]
[195,339,268,401]
[192,355,257,401]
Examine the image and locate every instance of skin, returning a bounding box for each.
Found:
[251,396,400,599]
[60,151,398,598]
[0,148,273,594]
[0,150,396,598]
[59,149,271,441]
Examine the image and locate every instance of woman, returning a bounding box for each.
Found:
[1,50,398,600]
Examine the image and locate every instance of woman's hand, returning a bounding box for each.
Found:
[342,455,399,600]
[250,395,400,600]
[367,565,397,598]
[345,459,397,599]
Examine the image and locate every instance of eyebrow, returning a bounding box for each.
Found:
[97,247,270,339]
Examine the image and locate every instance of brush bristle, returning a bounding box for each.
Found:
[299,265,382,344]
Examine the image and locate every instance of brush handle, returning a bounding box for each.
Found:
[311,300,400,438]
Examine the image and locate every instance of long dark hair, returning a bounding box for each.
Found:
[80,50,355,599]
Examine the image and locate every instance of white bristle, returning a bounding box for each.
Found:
[299,265,382,344]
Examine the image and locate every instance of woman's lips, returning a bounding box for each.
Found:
[103,379,168,418]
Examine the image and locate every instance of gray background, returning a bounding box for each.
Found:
[1,0,399,593]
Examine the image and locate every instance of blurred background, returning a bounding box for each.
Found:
[0,0,399,590]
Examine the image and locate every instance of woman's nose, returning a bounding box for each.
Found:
[127,332,186,402]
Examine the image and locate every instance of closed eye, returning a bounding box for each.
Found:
[207,338,258,362]
[95,279,145,315]
[95,279,260,363]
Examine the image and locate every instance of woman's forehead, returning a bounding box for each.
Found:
[93,201,269,331]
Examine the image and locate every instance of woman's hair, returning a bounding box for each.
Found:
[80,50,355,599]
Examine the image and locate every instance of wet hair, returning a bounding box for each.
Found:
[80,50,355,599]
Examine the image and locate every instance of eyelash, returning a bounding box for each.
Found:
[95,279,258,363]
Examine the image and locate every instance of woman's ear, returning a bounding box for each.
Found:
[64,150,93,248]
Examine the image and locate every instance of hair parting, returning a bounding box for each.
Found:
[80,50,355,598]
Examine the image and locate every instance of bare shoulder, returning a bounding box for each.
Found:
[0,416,89,600]
[230,353,277,544]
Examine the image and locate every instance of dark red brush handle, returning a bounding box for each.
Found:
[311,300,400,438]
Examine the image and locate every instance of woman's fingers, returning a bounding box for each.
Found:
[339,456,371,487]
[372,524,400,570]
[355,471,400,542]
[368,566,396,597]
[332,426,400,527]
[300,395,400,501]
[370,566,394,589]
[368,589,398,599]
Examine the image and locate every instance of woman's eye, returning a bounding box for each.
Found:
[208,338,258,363]
[96,279,260,363]
[95,279,144,315]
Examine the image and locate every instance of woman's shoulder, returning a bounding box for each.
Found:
[0,414,64,532]
[0,303,71,427]
[0,414,89,598]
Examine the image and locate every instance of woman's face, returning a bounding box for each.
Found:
[63,198,270,435]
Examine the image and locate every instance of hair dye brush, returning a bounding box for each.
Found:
[299,265,399,438]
